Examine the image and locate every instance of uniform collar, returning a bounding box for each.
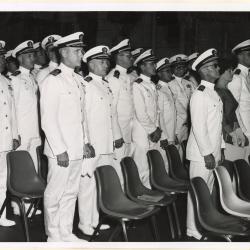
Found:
[115,64,127,74]
[173,75,182,83]
[59,63,74,75]
[158,80,168,86]
[140,74,151,83]
[19,66,30,75]
[34,64,42,69]
[237,63,249,76]
[89,72,106,82]
[200,80,215,90]
[49,61,58,68]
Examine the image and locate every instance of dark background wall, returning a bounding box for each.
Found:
[1,12,250,67]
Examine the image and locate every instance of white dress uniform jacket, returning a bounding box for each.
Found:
[157,80,177,142]
[228,64,250,137]
[36,61,58,88]
[168,76,195,141]
[186,80,224,163]
[11,66,40,144]
[0,74,18,151]
[107,65,134,144]
[41,63,87,160]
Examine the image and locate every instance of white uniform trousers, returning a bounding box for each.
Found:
[78,154,113,228]
[0,152,8,220]
[113,142,135,189]
[17,137,41,172]
[186,161,214,239]
[44,158,82,241]
[133,135,168,189]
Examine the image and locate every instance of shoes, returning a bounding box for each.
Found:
[0,218,16,227]
[99,224,110,230]
[78,224,99,236]
[62,233,87,242]
[47,236,61,242]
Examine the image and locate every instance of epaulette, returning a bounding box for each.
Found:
[197,85,205,91]
[11,70,21,77]
[50,69,61,76]
[84,76,92,82]
[135,78,143,84]
[40,64,49,70]
[234,69,241,75]
[114,70,120,79]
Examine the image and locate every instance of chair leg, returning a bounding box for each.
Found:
[172,201,182,239]
[0,198,7,217]
[30,199,41,218]
[150,215,160,241]
[166,206,175,240]
[108,224,121,242]
[120,219,128,242]
[26,201,34,218]
[222,235,232,242]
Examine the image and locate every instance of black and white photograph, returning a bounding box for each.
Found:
[0,5,250,245]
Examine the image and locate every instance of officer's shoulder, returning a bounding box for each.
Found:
[50,69,61,76]
[84,76,93,82]
[197,85,205,92]
[134,77,143,84]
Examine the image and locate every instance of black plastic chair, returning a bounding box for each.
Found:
[91,165,160,242]
[121,157,177,239]
[190,177,250,241]
[180,139,188,165]
[147,149,189,238]
[165,144,189,183]
[36,145,48,183]
[234,159,250,202]
[4,151,46,241]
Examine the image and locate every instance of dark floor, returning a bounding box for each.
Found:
[0,193,249,242]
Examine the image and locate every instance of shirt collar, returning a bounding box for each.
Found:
[173,75,182,83]
[19,66,30,75]
[140,74,151,83]
[59,63,74,75]
[49,61,58,68]
[238,64,249,76]
[200,80,215,90]
[115,64,127,74]
[34,64,41,69]
[158,80,168,86]
[89,72,104,82]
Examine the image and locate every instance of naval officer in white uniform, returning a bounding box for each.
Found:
[41,32,89,242]
[78,45,122,236]
[186,49,225,240]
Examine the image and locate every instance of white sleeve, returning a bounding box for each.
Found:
[133,83,157,134]
[40,76,67,156]
[158,91,169,140]
[190,91,213,156]
[11,77,21,134]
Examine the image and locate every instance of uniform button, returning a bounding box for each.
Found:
[5,127,8,130]
[3,102,6,105]
[109,104,111,106]
[81,109,83,113]
[5,114,8,118]
[80,97,82,100]
[1,90,3,93]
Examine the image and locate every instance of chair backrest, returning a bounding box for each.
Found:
[7,151,46,196]
[147,149,173,186]
[234,159,250,201]
[165,144,189,180]
[221,160,235,181]
[36,145,48,182]
[94,165,135,212]
[190,177,216,232]
[120,157,148,197]
[180,139,187,163]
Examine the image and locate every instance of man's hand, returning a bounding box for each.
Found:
[57,151,69,167]
[83,143,95,158]
[149,127,162,143]
[12,139,20,150]
[114,138,125,149]
[160,139,168,149]
[204,154,216,170]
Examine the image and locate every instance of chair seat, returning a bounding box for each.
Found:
[153,178,189,193]
[103,203,159,220]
